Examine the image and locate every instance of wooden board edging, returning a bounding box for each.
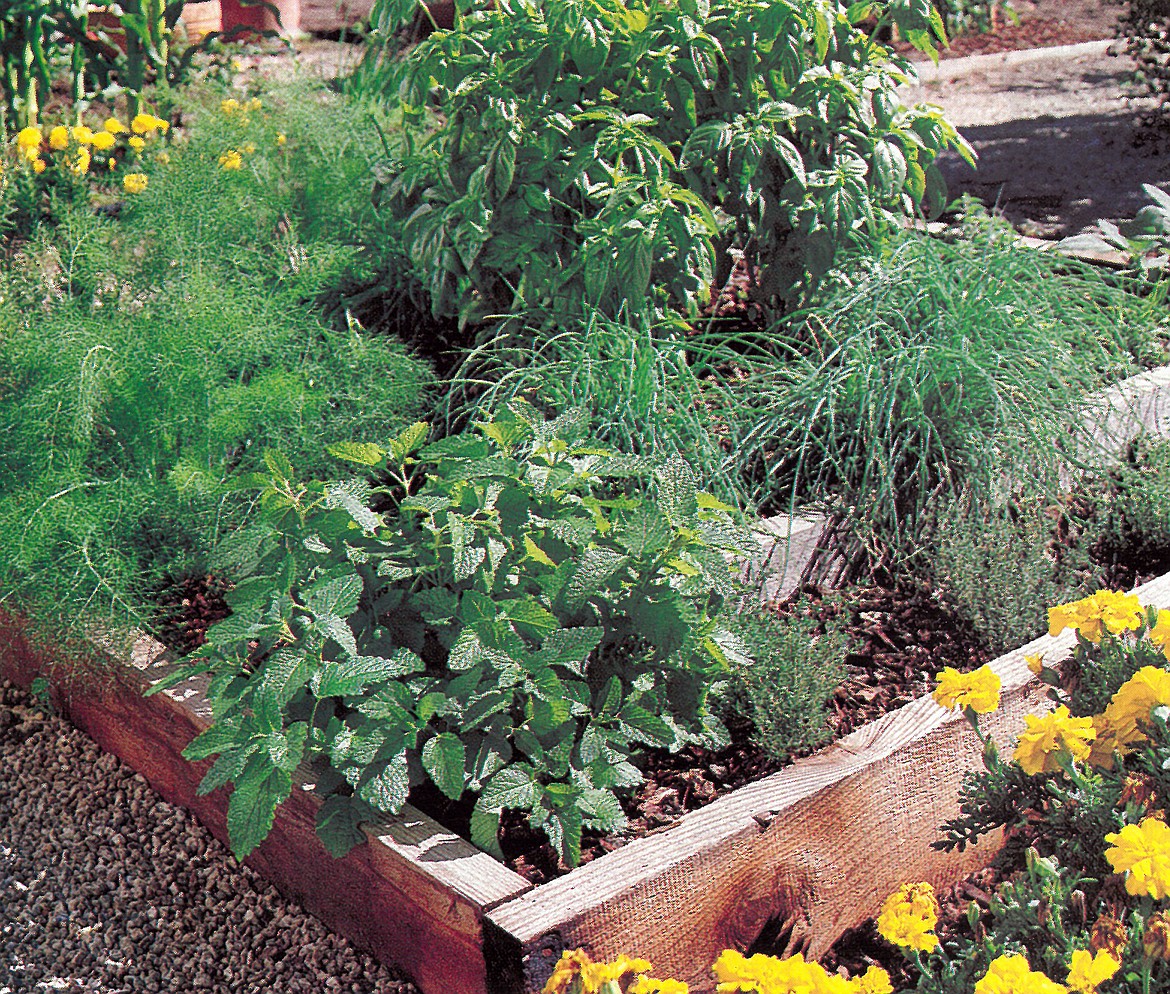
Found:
[0,611,530,994]
[485,570,1170,993]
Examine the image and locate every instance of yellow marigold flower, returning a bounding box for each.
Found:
[221,97,241,114]
[876,883,939,953]
[122,173,148,194]
[108,157,116,171]
[71,125,94,145]
[22,144,40,163]
[131,113,168,135]
[276,132,287,146]
[32,158,45,174]
[975,955,1067,994]
[1013,705,1096,776]
[1051,597,1105,643]
[1066,949,1119,994]
[1144,910,1170,960]
[543,950,592,994]
[48,125,69,150]
[581,955,653,991]
[218,149,243,170]
[90,131,115,151]
[1026,653,1045,676]
[70,147,90,175]
[712,950,851,994]
[128,136,145,152]
[16,126,40,150]
[1087,714,1120,770]
[1149,610,1170,662]
[629,978,688,994]
[933,665,1001,714]
[1096,589,1146,636]
[1106,817,1170,899]
[1101,666,1170,751]
[243,142,256,154]
[245,96,262,111]
[854,966,894,994]
[104,117,127,134]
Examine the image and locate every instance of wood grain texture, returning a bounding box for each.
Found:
[0,612,530,994]
[488,570,1170,994]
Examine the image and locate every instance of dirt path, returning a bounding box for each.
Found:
[901,41,1170,237]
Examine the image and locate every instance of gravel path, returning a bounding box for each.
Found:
[0,682,419,994]
[901,42,1169,237]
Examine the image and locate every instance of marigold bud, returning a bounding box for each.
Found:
[1090,913,1128,959]
[1145,911,1170,960]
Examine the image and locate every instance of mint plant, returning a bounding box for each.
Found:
[155,405,754,866]
[357,0,973,327]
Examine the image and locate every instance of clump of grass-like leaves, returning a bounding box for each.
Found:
[716,221,1160,576]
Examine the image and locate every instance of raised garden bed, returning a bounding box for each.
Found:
[7,570,1170,994]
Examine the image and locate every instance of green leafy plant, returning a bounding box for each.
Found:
[1121,0,1170,124]
[932,0,1011,36]
[355,0,970,329]
[931,490,1092,657]
[161,405,755,866]
[1060,184,1170,277]
[730,605,847,762]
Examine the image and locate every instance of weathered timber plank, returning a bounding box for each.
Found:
[488,570,1170,994]
[0,611,531,994]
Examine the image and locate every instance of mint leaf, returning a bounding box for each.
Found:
[316,794,369,858]
[306,574,363,618]
[481,765,540,809]
[326,441,386,466]
[227,756,292,858]
[358,754,410,813]
[422,733,466,800]
[470,799,504,858]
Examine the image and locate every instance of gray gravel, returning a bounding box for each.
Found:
[900,42,1168,237]
[0,681,420,994]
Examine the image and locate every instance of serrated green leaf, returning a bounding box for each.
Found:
[614,505,673,558]
[388,421,430,463]
[196,744,255,796]
[620,704,676,747]
[227,756,292,858]
[544,804,583,867]
[505,598,560,639]
[358,754,410,812]
[523,534,557,567]
[326,441,386,466]
[184,719,245,761]
[306,574,363,619]
[563,548,628,609]
[316,794,369,858]
[422,733,466,800]
[470,802,504,858]
[481,764,540,809]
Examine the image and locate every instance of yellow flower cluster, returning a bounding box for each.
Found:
[713,950,890,994]
[1013,705,1096,776]
[218,149,244,170]
[10,114,164,177]
[1048,590,1145,643]
[932,664,1001,714]
[876,882,939,953]
[542,950,658,994]
[1089,665,1170,767]
[122,173,148,194]
[221,96,263,115]
[1105,817,1170,899]
[542,949,891,994]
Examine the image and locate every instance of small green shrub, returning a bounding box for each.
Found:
[931,491,1092,657]
[1089,438,1170,572]
[730,607,847,762]
[355,0,969,329]
[933,0,1011,36]
[165,406,755,866]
